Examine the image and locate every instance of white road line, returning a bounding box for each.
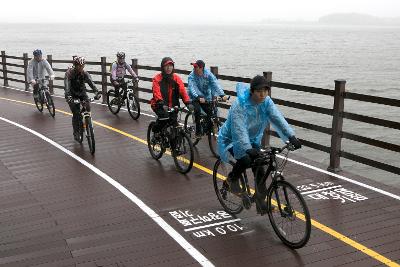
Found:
[3,85,400,201]
[184,219,242,232]
[278,155,400,201]
[0,116,214,267]
[300,185,343,195]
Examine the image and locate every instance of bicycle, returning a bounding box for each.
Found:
[147,106,194,174]
[184,97,228,158]
[33,76,55,117]
[74,98,97,154]
[213,143,311,249]
[107,78,140,120]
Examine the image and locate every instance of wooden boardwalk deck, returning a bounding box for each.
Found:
[0,86,399,267]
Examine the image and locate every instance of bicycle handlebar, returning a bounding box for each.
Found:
[167,106,187,113]
[73,98,95,104]
[259,142,295,156]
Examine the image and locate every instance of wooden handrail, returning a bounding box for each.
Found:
[1,51,399,176]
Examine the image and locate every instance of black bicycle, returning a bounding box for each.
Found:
[107,78,140,120]
[213,143,311,249]
[74,98,96,154]
[184,97,228,157]
[34,76,55,117]
[147,106,194,174]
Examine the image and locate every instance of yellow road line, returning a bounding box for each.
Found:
[1,96,398,267]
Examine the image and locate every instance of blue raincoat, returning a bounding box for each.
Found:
[218,83,295,163]
[187,69,225,101]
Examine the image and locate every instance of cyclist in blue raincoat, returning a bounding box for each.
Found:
[188,60,227,137]
[217,75,301,212]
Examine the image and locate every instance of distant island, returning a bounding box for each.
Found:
[258,13,400,26]
[318,13,400,26]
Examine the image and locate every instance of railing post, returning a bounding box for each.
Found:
[131,58,139,99]
[262,71,272,147]
[328,79,346,173]
[210,66,218,77]
[101,56,107,104]
[1,51,8,86]
[23,53,29,91]
[47,54,54,95]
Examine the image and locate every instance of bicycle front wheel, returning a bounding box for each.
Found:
[85,116,95,154]
[147,122,164,160]
[208,120,222,158]
[45,91,55,117]
[267,180,311,249]
[107,90,121,114]
[183,113,200,146]
[172,131,194,174]
[213,159,243,215]
[34,93,43,112]
[127,92,140,120]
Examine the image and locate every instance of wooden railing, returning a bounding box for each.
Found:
[1,51,399,176]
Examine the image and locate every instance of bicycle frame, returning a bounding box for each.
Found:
[239,145,292,214]
[160,107,186,149]
[36,78,50,103]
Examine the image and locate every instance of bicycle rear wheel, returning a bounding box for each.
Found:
[213,159,243,215]
[147,122,164,160]
[172,131,194,174]
[127,92,140,120]
[45,91,55,117]
[183,113,200,146]
[85,116,95,154]
[107,90,121,114]
[208,120,222,158]
[267,180,311,249]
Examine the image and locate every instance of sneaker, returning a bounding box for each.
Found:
[227,172,242,194]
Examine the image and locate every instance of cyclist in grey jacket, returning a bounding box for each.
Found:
[110,52,139,98]
[27,49,55,99]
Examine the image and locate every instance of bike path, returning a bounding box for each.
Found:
[0,86,399,266]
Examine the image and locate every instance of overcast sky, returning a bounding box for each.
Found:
[1,0,400,23]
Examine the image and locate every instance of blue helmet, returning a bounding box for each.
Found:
[33,49,42,56]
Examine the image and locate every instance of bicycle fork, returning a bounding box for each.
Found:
[272,176,294,218]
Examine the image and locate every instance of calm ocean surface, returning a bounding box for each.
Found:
[1,23,399,187]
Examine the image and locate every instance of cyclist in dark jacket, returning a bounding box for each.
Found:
[64,56,101,141]
[150,57,193,133]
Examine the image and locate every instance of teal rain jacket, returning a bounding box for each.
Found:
[218,83,295,163]
[187,69,225,101]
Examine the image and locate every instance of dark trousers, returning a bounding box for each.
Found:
[192,100,213,135]
[33,83,39,97]
[229,148,267,194]
[112,80,128,98]
[153,105,178,133]
[68,94,90,134]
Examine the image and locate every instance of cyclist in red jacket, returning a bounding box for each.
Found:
[150,57,193,133]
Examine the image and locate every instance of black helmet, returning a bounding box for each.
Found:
[116,52,125,59]
[33,49,42,56]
